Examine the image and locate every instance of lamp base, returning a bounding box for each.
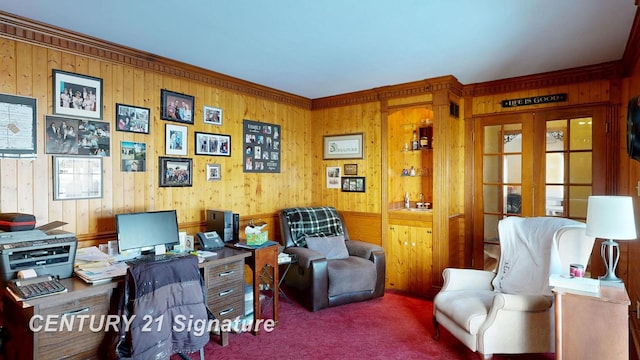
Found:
[600,239,622,283]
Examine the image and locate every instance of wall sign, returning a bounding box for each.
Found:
[243,119,281,173]
[502,93,567,108]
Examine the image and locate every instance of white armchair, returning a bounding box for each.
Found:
[432,217,595,359]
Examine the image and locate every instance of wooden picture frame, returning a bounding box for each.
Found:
[344,164,358,175]
[53,156,103,200]
[165,124,188,156]
[160,89,194,124]
[203,105,222,125]
[195,132,231,156]
[206,163,221,181]
[115,103,150,134]
[159,157,192,187]
[323,133,364,159]
[341,176,366,193]
[53,69,103,119]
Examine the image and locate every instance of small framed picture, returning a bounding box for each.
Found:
[344,164,358,176]
[165,124,188,156]
[206,163,221,181]
[115,103,150,134]
[160,89,194,124]
[195,132,231,156]
[326,166,341,189]
[159,157,192,187]
[341,176,366,193]
[203,106,222,125]
[53,69,103,120]
[53,156,103,200]
[121,141,146,172]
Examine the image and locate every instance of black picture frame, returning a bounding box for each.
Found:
[0,93,37,158]
[341,176,366,192]
[52,69,103,119]
[344,164,358,175]
[195,132,231,156]
[115,103,150,134]
[45,115,111,156]
[159,157,192,187]
[160,89,194,124]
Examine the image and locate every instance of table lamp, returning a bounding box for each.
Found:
[585,195,637,282]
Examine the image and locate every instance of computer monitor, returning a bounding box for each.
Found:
[115,210,180,253]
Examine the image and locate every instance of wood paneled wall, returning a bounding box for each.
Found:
[0,24,313,246]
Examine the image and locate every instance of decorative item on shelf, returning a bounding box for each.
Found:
[401,168,409,176]
[404,192,410,209]
[412,130,418,150]
[585,195,637,282]
[409,166,416,176]
[419,124,433,149]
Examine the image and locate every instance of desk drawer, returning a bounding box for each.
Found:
[35,292,111,359]
[206,260,243,288]
[207,281,244,321]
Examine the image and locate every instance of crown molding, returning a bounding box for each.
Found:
[0,11,312,110]
[461,61,623,97]
[311,75,463,110]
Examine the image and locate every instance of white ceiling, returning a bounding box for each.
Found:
[2,1,637,99]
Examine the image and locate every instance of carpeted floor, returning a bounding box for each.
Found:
[174,291,555,360]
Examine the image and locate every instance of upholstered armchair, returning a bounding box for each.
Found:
[432,217,595,359]
[279,206,385,311]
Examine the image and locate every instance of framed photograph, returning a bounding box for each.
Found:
[203,105,222,125]
[121,141,146,172]
[323,133,364,159]
[195,132,231,156]
[53,69,103,119]
[326,166,341,189]
[160,89,194,124]
[344,164,358,175]
[0,93,37,158]
[53,156,103,200]
[159,157,192,187]
[115,103,150,134]
[341,176,366,193]
[165,124,188,156]
[206,163,221,181]
[45,115,110,156]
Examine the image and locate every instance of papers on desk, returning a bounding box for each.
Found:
[191,250,217,263]
[74,246,128,283]
[234,240,279,250]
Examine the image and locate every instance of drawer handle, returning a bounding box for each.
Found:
[63,307,90,316]
[218,289,234,297]
[219,307,234,316]
[219,270,235,277]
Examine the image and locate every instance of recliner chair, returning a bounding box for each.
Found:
[279,206,385,311]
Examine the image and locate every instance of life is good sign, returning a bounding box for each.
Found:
[502,93,567,108]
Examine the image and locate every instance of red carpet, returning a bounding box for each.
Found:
[175,291,554,360]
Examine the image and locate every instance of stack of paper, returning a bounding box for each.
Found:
[74,246,128,283]
[549,274,600,293]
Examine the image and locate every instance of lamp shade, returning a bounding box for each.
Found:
[585,196,637,240]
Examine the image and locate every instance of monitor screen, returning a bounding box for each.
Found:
[115,210,180,253]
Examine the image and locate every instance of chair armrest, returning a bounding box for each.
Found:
[491,293,553,312]
[284,246,325,268]
[345,240,383,260]
[441,268,495,291]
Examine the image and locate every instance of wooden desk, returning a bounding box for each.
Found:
[554,283,630,360]
[227,241,279,334]
[2,249,250,359]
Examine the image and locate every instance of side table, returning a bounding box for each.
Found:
[226,241,279,335]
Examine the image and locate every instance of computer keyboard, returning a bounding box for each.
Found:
[125,252,190,265]
[8,275,67,300]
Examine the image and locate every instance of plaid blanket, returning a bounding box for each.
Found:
[282,206,344,247]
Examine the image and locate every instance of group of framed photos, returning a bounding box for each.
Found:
[326,163,365,192]
[42,69,233,195]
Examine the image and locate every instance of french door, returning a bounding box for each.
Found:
[473,107,606,270]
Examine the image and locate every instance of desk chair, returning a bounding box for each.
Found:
[115,255,208,360]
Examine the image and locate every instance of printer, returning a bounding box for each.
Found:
[0,229,77,287]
